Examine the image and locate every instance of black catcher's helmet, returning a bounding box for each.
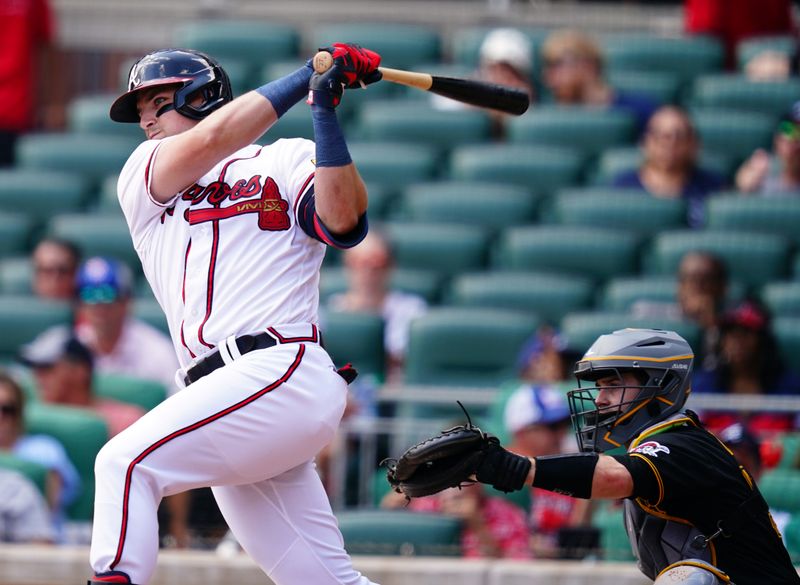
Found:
[567,328,694,453]
[110,48,232,123]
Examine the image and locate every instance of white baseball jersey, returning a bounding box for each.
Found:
[91,136,377,585]
[118,137,360,370]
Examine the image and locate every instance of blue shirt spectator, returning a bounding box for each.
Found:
[611,105,727,227]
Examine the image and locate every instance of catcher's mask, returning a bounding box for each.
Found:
[110,48,232,123]
[567,328,693,453]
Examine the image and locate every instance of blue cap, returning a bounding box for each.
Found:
[504,384,571,433]
[76,257,133,304]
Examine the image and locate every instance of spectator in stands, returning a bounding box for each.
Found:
[540,29,659,133]
[74,256,179,394]
[328,230,427,385]
[515,326,576,385]
[18,326,144,438]
[633,250,729,366]
[433,28,535,140]
[0,370,80,542]
[477,28,536,139]
[611,105,727,228]
[0,0,56,166]
[383,483,532,559]
[692,299,800,436]
[0,468,55,543]
[504,384,593,558]
[736,101,800,196]
[31,237,81,302]
[685,0,794,69]
[719,422,791,534]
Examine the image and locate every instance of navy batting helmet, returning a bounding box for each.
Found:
[110,48,232,123]
[567,328,694,453]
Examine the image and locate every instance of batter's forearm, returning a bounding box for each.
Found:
[314,165,368,233]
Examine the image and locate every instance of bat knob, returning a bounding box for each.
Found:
[313,51,334,73]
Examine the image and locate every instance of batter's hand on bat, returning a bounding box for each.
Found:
[324,43,382,88]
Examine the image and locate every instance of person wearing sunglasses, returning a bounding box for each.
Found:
[0,369,80,542]
[736,101,800,195]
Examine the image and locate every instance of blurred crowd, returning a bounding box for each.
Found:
[2,0,800,565]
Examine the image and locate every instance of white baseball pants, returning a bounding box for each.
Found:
[89,340,377,585]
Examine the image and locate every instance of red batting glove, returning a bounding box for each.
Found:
[324,43,382,88]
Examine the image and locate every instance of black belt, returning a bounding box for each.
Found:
[184,332,278,385]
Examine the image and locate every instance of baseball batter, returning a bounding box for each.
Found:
[87,45,382,585]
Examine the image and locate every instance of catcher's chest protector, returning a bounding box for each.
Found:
[624,500,715,581]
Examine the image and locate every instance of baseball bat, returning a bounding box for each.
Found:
[312,51,530,116]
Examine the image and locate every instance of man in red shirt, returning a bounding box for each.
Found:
[0,0,55,166]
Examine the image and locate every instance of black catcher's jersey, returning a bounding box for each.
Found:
[613,411,800,585]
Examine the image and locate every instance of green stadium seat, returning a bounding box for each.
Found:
[602,34,724,84]
[592,502,635,561]
[705,194,800,245]
[353,102,491,148]
[0,297,72,360]
[591,147,734,185]
[560,311,701,355]
[257,105,314,142]
[96,174,120,214]
[310,24,441,70]
[0,257,32,295]
[736,35,797,71]
[758,469,800,513]
[47,214,139,268]
[762,282,800,317]
[404,307,539,387]
[0,169,91,224]
[400,181,539,230]
[349,142,439,191]
[602,275,747,311]
[0,212,34,258]
[449,144,585,194]
[507,106,636,157]
[601,276,678,311]
[0,453,48,496]
[691,75,800,119]
[446,271,594,324]
[15,134,137,187]
[648,230,790,288]
[776,433,800,469]
[132,298,169,335]
[174,21,300,87]
[67,94,144,140]
[336,509,462,556]
[691,109,775,162]
[773,316,800,367]
[319,267,444,305]
[607,70,682,104]
[24,402,109,520]
[553,189,688,232]
[93,373,167,411]
[384,222,491,275]
[494,225,640,281]
[784,514,800,563]
[320,310,385,379]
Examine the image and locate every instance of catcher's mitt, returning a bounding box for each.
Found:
[384,406,532,499]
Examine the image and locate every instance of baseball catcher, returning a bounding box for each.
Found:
[386,328,800,585]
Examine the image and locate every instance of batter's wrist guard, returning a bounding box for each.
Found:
[255,63,313,118]
[475,443,531,493]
